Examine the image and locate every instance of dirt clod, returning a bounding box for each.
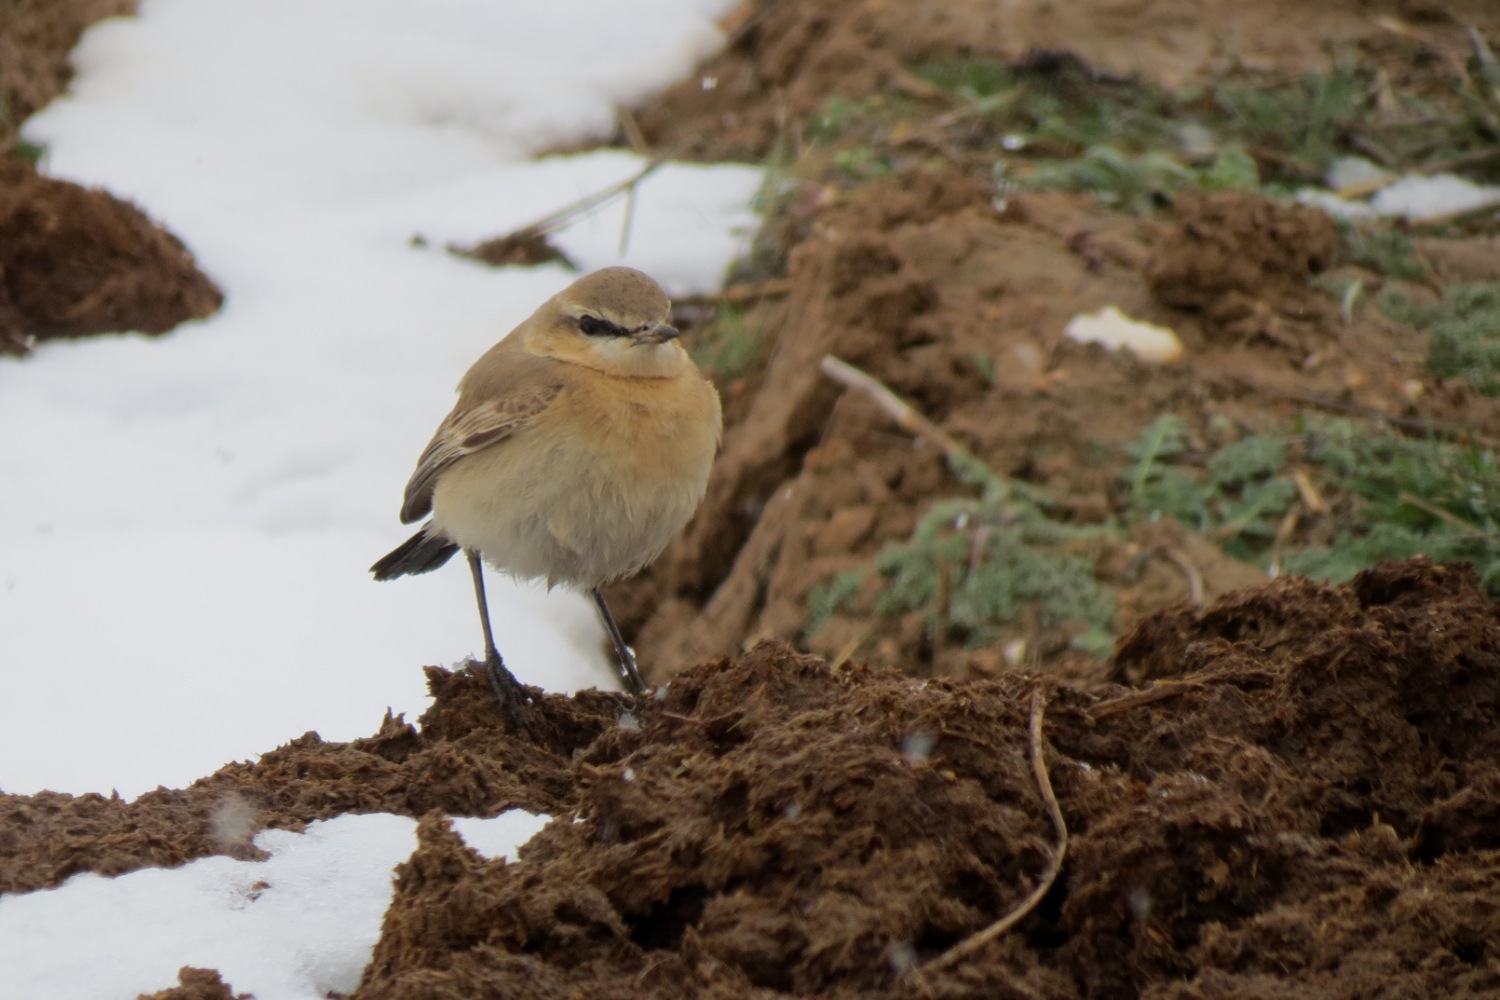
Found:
[137,967,251,1000]
[1147,191,1339,349]
[0,155,224,354]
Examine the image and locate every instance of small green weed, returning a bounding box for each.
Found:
[1426,285,1500,397]
[1125,416,1296,560]
[1209,71,1369,175]
[1121,415,1500,591]
[1375,287,1441,328]
[1339,223,1429,281]
[805,451,1116,655]
[1287,421,1500,589]
[805,569,865,640]
[1028,144,1259,212]
[1378,284,1500,395]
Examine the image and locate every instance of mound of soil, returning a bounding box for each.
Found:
[348,558,1500,999]
[140,967,248,1000]
[0,1,222,356]
[0,156,224,355]
[15,558,1496,997]
[0,672,626,895]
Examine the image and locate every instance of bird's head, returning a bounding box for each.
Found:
[524,267,689,378]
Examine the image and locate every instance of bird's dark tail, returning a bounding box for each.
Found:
[371,526,460,580]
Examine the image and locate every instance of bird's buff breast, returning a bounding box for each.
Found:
[430,374,720,589]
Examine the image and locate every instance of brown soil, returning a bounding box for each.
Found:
[638,0,1500,160]
[0,0,222,355]
[352,560,1500,999]
[0,155,225,354]
[139,967,250,1000]
[9,559,1498,998]
[0,670,622,895]
[4,2,1500,999]
[0,0,137,150]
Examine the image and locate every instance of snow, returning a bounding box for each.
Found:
[1063,306,1184,363]
[0,0,759,799]
[1300,156,1500,222]
[0,810,551,1000]
[1368,173,1500,221]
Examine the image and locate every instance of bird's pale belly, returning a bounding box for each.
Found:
[430,400,714,589]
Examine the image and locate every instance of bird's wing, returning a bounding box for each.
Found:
[399,377,562,524]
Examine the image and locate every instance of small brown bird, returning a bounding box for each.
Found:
[371,267,722,720]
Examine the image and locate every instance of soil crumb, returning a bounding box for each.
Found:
[137,967,250,1000]
[1147,191,1339,351]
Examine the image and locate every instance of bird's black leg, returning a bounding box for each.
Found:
[591,586,647,696]
[468,550,533,730]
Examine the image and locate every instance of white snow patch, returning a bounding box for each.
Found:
[1064,306,1184,363]
[0,810,550,1000]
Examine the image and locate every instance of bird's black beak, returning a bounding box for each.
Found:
[633,323,680,345]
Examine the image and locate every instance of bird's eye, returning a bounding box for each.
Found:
[578,314,629,338]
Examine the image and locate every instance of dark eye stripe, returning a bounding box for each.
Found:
[579,314,628,338]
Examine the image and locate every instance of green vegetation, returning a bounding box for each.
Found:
[1425,285,1500,397]
[806,410,1500,660]
[879,59,1498,210]
[806,453,1116,656]
[1122,415,1500,591]
[1378,284,1500,396]
[1286,422,1500,590]
[1126,416,1296,562]
[786,54,1500,661]
[1209,71,1368,175]
[1375,287,1440,328]
[1339,223,1429,281]
[1027,144,1259,213]
[867,494,1115,648]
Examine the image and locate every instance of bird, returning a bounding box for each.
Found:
[370,266,722,724]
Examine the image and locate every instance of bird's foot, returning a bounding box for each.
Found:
[477,652,535,734]
[604,687,647,718]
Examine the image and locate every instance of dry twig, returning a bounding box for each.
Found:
[820,355,972,458]
[1268,502,1303,578]
[914,689,1067,977]
[1161,547,1206,607]
[449,157,665,266]
[1087,679,1202,720]
[1226,375,1500,449]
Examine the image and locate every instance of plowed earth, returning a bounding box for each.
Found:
[5,1,1500,998]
